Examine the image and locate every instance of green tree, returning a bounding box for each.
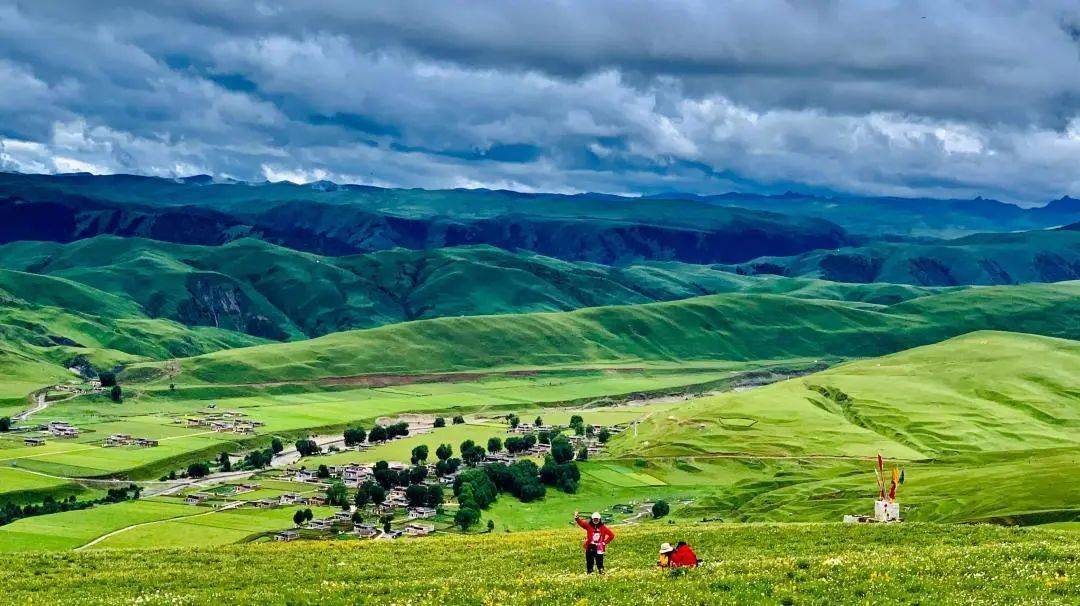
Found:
[434,417,446,428]
[303,508,314,522]
[368,425,388,442]
[487,519,495,532]
[436,443,453,461]
[295,439,320,457]
[186,462,210,478]
[550,437,574,464]
[405,484,428,508]
[577,446,589,461]
[507,413,520,428]
[293,509,306,527]
[326,481,349,507]
[452,415,465,425]
[0,417,11,432]
[487,437,502,454]
[343,426,367,446]
[411,444,429,465]
[381,513,394,533]
[534,416,543,427]
[270,438,284,454]
[354,486,371,509]
[409,465,428,485]
[110,385,122,403]
[98,372,117,387]
[652,500,670,519]
[597,428,612,443]
[425,484,444,507]
[218,451,232,472]
[317,464,330,479]
[455,507,480,530]
[365,481,386,506]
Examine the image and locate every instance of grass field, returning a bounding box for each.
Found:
[2,523,1075,605]
[86,505,340,550]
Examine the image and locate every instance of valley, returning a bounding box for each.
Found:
[0,174,1076,603]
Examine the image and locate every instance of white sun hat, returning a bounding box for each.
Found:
[590,511,602,520]
[659,542,674,554]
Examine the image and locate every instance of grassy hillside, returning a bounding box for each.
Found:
[613,330,1079,458]
[596,331,1079,524]
[2,523,1076,605]
[0,237,948,339]
[731,227,1080,285]
[136,281,1080,386]
[0,268,266,405]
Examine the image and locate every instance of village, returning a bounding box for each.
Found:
[173,414,628,544]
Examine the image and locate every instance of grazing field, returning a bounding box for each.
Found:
[3,523,1076,605]
[0,499,197,552]
[87,505,340,550]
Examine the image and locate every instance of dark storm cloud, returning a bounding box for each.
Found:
[0,0,1078,202]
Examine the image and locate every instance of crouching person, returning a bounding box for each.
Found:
[659,541,699,569]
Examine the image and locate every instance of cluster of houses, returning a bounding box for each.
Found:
[47,421,80,438]
[103,434,159,448]
[185,483,262,506]
[274,518,434,542]
[22,421,83,445]
[183,410,264,434]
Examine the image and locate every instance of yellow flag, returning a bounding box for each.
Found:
[891,467,900,484]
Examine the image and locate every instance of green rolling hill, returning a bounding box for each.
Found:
[0,236,950,339]
[604,331,1079,524]
[730,226,1080,286]
[128,281,1080,386]
[0,268,265,406]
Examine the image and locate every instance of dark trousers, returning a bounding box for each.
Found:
[586,545,604,573]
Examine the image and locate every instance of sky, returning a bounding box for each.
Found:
[0,1,1079,204]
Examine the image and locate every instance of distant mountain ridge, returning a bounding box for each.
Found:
[0,172,851,265]
[644,191,1080,237]
[728,227,1080,286]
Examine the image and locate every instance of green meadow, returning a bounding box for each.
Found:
[3,523,1075,605]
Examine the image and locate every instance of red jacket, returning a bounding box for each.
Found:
[575,517,615,553]
[669,544,698,567]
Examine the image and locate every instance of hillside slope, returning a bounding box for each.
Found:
[609,331,1080,459]
[730,227,1080,286]
[0,237,949,339]
[131,281,1080,385]
[0,269,265,405]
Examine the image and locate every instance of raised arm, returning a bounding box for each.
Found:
[573,512,589,530]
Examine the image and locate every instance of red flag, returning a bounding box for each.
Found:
[888,480,896,501]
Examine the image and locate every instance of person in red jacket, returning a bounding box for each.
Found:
[574,511,615,574]
[669,541,699,568]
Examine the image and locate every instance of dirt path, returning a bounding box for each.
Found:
[12,387,82,422]
[74,500,246,551]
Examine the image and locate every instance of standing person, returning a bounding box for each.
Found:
[574,511,615,574]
